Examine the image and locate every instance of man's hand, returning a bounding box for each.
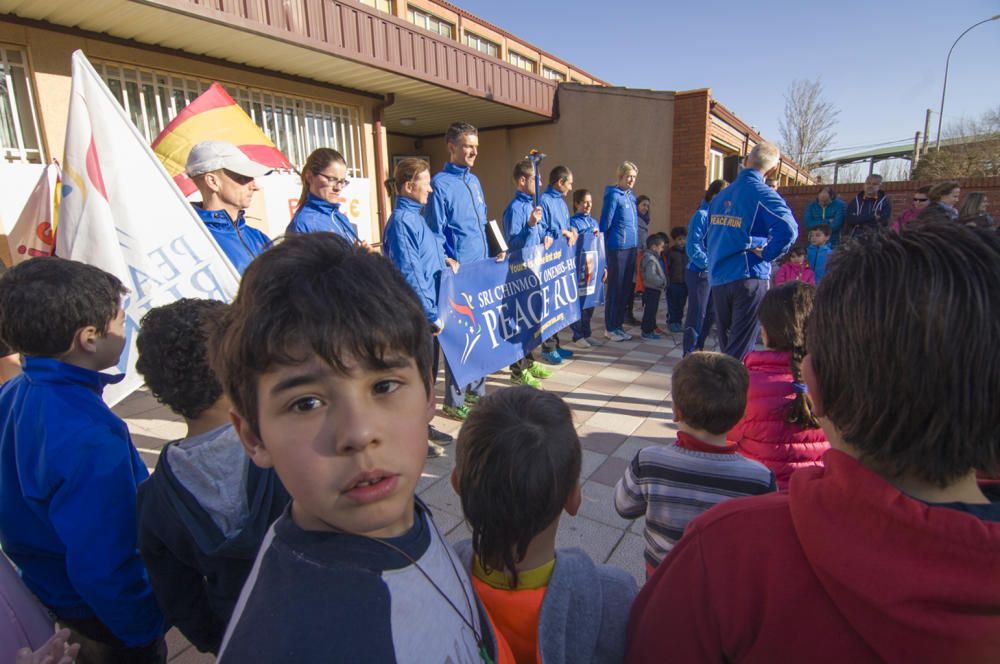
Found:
[528,207,543,227]
[564,228,579,246]
[16,629,80,664]
[445,257,460,274]
[750,247,765,258]
[495,251,506,262]
[357,240,371,251]
[543,236,554,249]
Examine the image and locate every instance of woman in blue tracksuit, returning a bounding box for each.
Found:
[382,158,458,457]
[683,179,726,355]
[569,189,606,347]
[599,161,640,341]
[286,148,363,244]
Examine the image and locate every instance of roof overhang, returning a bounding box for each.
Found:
[1,0,556,135]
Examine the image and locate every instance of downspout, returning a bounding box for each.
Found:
[373,92,395,243]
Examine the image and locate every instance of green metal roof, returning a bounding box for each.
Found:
[817,134,997,166]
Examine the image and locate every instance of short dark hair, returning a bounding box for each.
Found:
[635,194,651,206]
[209,233,434,437]
[548,165,571,185]
[671,352,749,435]
[669,227,688,241]
[572,188,591,208]
[136,299,228,420]
[705,179,727,203]
[456,386,581,587]
[512,159,534,181]
[646,234,667,249]
[809,224,832,238]
[785,244,807,259]
[809,224,1000,485]
[757,282,819,429]
[0,257,127,356]
[445,122,478,144]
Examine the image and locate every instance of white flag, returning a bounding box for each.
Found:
[59,50,241,406]
[5,162,57,263]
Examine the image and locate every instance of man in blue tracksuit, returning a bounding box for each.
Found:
[538,165,578,363]
[186,140,273,275]
[424,122,490,419]
[706,142,797,360]
[683,179,726,356]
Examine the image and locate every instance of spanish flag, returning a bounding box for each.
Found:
[152,82,293,196]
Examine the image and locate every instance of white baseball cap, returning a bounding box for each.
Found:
[185,140,272,178]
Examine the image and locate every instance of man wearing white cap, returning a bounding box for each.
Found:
[186,140,272,274]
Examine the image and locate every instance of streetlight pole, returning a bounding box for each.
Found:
[935,14,1000,149]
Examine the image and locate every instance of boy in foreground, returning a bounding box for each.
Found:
[0,258,165,662]
[452,386,636,663]
[614,352,775,578]
[626,224,1000,661]
[212,232,506,662]
[134,299,288,654]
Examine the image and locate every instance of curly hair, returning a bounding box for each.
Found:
[135,298,228,420]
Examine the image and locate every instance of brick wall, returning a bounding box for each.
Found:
[779,176,1000,236]
[669,89,711,230]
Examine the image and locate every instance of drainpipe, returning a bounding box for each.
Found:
[372,93,395,242]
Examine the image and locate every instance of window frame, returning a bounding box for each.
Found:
[507,50,537,74]
[407,6,454,39]
[0,44,44,164]
[463,31,499,58]
[541,66,566,82]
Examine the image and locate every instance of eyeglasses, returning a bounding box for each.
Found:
[913,197,929,202]
[222,169,255,186]
[313,171,350,188]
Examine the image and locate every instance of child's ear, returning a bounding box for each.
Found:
[565,483,582,517]
[672,402,683,424]
[450,467,461,497]
[801,354,825,417]
[231,409,273,468]
[71,325,100,355]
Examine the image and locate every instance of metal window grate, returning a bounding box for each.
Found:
[92,60,365,177]
[0,46,44,164]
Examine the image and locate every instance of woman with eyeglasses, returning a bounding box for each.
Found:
[892,185,931,231]
[286,148,364,245]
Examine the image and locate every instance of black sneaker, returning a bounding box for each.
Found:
[428,425,454,445]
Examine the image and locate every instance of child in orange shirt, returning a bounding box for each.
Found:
[452,387,637,663]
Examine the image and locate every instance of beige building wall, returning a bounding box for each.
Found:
[0,21,388,238]
[390,85,676,234]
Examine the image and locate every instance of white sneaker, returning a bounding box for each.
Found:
[610,329,627,342]
[585,337,602,347]
[573,338,591,350]
[618,328,633,341]
[603,329,616,340]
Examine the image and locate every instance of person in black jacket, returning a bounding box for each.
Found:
[134,299,288,654]
[843,174,892,239]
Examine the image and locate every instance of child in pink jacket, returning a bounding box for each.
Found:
[729,281,829,489]
[773,246,815,286]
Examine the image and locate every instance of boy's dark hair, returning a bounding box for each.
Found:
[572,188,591,208]
[445,121,477,144]
[512,159,534,182]
[809,224,1000,486]
[809,224,832,238]
[671,352,749,435]
[669,227,688,241]
[757,282,820,429]
[646,233,667,249]
[0,257,127,356]
[786,245,807,259]
[548,165,571,186]
[456,386,581,587]
[136,299,228,420]
[209,232,434,437]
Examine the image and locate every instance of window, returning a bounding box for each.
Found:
[542,66,566,82]
[508,51,536,74]
[359,0,395,12]
[709,149,725,184]
[407,7,453,39]
[0,46,43,164]
[464,32,499,58]
[92,61,365,177]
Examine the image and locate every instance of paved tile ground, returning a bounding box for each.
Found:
[114,302,718,662]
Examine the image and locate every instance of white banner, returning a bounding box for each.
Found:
[4,163,58,263]
[59,50,241,406]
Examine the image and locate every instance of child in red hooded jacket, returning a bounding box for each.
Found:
[729,281,829,490]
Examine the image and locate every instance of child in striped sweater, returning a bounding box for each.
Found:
[614,352,776,577]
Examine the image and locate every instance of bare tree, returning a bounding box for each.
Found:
[912,104,1000,179]
[778,78,840,171]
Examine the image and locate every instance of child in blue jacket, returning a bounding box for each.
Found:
[0,258,165,661]
[806,225,833,283]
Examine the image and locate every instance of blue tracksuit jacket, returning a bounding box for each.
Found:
[503,191,543,251]
[383,196,446,328]
[425,162,489,263]
[193,206,271,275]
[705,168,798,286]
[807,242,832,283]
[599,185,639,250]
[686,201,710,272]
[569,212,599,234]
[0,357,165,647]
[285,193,359,243]
[540,187,570,240]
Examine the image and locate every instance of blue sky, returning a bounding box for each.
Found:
[457,0,1000,158]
